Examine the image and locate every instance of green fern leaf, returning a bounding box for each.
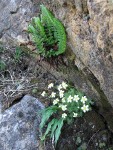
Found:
[40,5,54,24]
[33,17,47,40]
[40,5,66,55]
[28,25,37,34]
[28,5,66,57]
[50,119,59,138]
[41,119,55,141]
[40,106,57,129]
[53,18,66,55]
[54,118,64,145]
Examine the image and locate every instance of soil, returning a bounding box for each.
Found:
[0,43,113,150]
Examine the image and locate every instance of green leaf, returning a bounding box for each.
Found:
[53,18,66,55]
[28,25,37,34]
[40,4,54,23]
[54,118,64,145]
[34,17,47,39]
[28,5,66,57]
[41,119,55,141]
[40,106,57,129]
[50,119,59,138]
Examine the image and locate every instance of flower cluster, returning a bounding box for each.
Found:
[41,81,92,120]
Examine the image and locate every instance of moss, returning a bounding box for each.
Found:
[69,54,76,62]
[65,48,76,62]
[30,78,39,84]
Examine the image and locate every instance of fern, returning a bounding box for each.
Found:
[33,17,46,39]
[40,106,57,129]
[40,5,54,24]
[50,119,59,138]
[54,118,64,145]
[40,104,64,145]
[41,119,56,141]
[28,24,45,55]
[40,111,64,145]
[28,5,66,57]
[53,18,66,55]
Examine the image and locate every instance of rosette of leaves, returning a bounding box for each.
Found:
[28,5,66,57]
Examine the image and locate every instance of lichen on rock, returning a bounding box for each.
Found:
[0,95,44,150]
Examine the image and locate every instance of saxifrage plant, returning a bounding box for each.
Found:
[40,82,93,146]
[28,5,66,58]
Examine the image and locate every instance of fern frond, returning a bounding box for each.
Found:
[32,35,45,54]
[28,24,37,34]
[50,119,59,138]
[45,26,55,45]
[40,5,66,55]
[40,106,57,129]
[40,5,54,24]
[41,117,64,145]
[54,118,64,145]
[28,24,46,55]
[28,5,66,57]
[40,5,56,46]
[53,18,66,55]
[33,17,47,40]
[41,119,56,141]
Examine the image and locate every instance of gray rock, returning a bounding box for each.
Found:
[0,0,113,108]
[0,0,41,45]
[0,0,113,133]
[0,95,44,150]
[0,0,112,106]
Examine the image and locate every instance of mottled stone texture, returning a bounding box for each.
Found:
[0,0,113,130]
[0,95,44,150]
[0,0,113,105]
[0,0,41,44]
[51,0,113,106]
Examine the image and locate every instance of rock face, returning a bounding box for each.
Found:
[0,0,113,105]
[69,0,113,106]
[0,0,113,133]
[0,95,44,150]
[0,0,41,45]
[50,0,113,106]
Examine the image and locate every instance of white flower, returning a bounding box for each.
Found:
[51,92,56,98]
[62,113,67,119]
[53,98,59,105]
[61,81,68,89]
[61,105,67,111]
[62,97,66,103]
[67,95,73,103]
[57,84,62,91]
[48,83,54,89]
[59,90,64,98]
[41,91,46,97]
[73,95,80,102]
[59,104,62,108]
[81,96,87,104]
[73,112,78,118]
[81,105,89,113]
